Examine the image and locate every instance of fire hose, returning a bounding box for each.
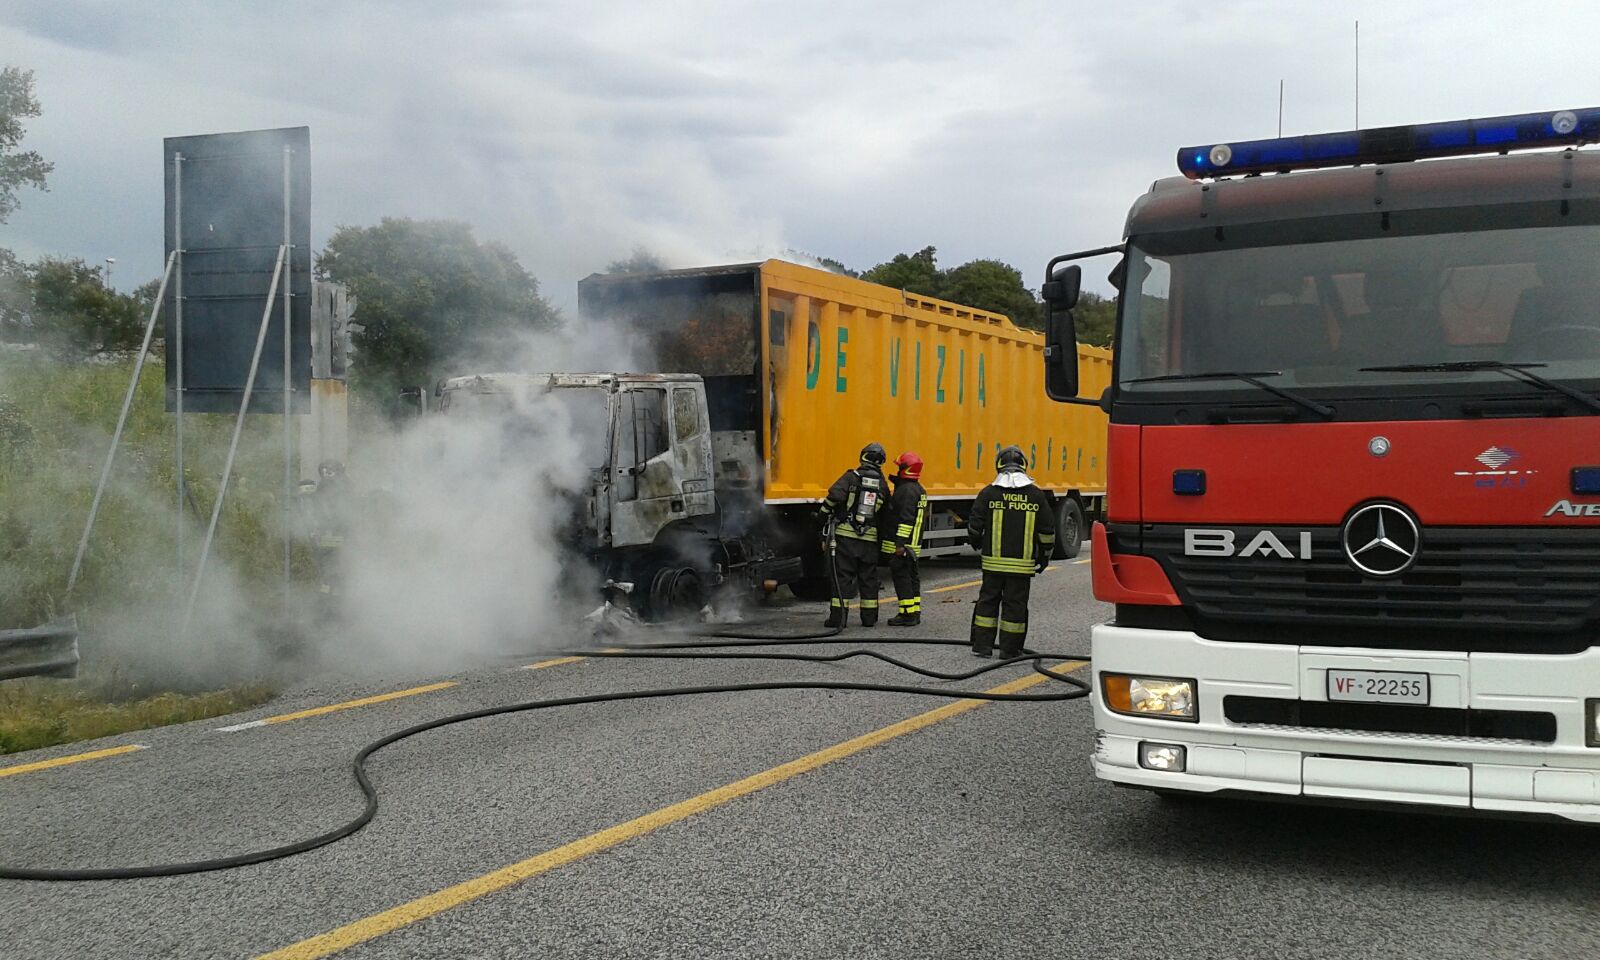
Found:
[0,538,1089,882]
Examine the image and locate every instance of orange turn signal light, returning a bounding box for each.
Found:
[1103,674,1135,713]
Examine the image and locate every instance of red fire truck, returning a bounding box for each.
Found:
[1042,107,1600,820]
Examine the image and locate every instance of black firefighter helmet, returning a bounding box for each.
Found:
[995,444,1027,472]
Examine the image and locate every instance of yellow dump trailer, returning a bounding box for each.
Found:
[758,260,1109,505]
[580,259,1109,581]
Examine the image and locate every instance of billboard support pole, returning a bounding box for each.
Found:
[173,151,186,577]
[281,145,294,611]
[183,245,288,636]
[67,251,178,595]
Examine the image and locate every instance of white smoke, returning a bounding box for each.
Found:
[0,291,680,688]
[313,322,650,673]
[323,385,597,671]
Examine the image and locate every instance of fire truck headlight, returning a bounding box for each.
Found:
[1586,699,1600,747]
[1102,674,1198,721]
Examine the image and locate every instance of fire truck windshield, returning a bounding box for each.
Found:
[1117,223,1600,405]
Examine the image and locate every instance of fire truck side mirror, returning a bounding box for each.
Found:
[1041,263,1081,311]
[1042,264,1082,402]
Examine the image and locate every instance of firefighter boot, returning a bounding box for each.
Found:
[887,612,920,627]
[859,602,879,628]
[823,604,847,629]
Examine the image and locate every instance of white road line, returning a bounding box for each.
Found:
[215,719,269,732]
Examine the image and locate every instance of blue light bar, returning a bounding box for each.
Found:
[1178,107,1600,179]
[1574,467,1600,495]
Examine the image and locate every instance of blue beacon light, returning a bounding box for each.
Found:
[1178,106,1600,179]
[1573,467,1600,496]
[1172,470,1206,496]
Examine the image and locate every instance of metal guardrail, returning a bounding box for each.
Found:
[0,616,80,681]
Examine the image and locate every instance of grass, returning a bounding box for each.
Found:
[0,348,312,629]
[0,347,306,752]
[0,678,277,754]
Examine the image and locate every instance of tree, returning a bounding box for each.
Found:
[1,66,52,338]
[811,255,858,278]
[942,259,1042,329]
[0,258,145,355]
[860,247,1050,330]
[860,246,942,296]
[0,247,26,336]
[131,276,164,312]
[0,67,52,225]
[605,248,665,274]
[316,218,560,409]
[1074,291,1116,348]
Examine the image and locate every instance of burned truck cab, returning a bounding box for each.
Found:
[602,373,716,550]
[434,371,720,616]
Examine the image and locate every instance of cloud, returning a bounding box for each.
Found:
[2,0,1595,307]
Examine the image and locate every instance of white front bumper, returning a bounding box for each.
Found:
[1092,624,1600,822]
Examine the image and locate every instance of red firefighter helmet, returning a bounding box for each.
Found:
[895,451,924,481]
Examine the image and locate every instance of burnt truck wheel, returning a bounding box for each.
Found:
[648,566,704,620]
[1053,498,1085,560]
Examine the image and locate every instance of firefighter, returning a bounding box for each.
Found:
[884,451,929,626]
[966,445,1056,658]
[818,442,890,628]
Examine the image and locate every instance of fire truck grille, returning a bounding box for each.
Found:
[1140,525,1600,652]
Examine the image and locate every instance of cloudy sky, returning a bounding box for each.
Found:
[2,1,1595,311]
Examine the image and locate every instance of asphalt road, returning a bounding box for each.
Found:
[5,553,1600,959]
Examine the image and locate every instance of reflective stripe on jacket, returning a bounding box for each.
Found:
[966,480,1056,574]
[881,478,929,555]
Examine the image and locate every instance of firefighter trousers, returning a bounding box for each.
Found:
[830,536,882,625]
[888,551,921,616]
[970,571,1032,655]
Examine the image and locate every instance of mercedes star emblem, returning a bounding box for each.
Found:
[1341,502,1420,577]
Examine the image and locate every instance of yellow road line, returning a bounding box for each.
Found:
[218,682,459,732]
[256,668,1075,960]
[928,576,984,594]
[0,743,145,778]
[222,657,590,732]
[522,656,585,671]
